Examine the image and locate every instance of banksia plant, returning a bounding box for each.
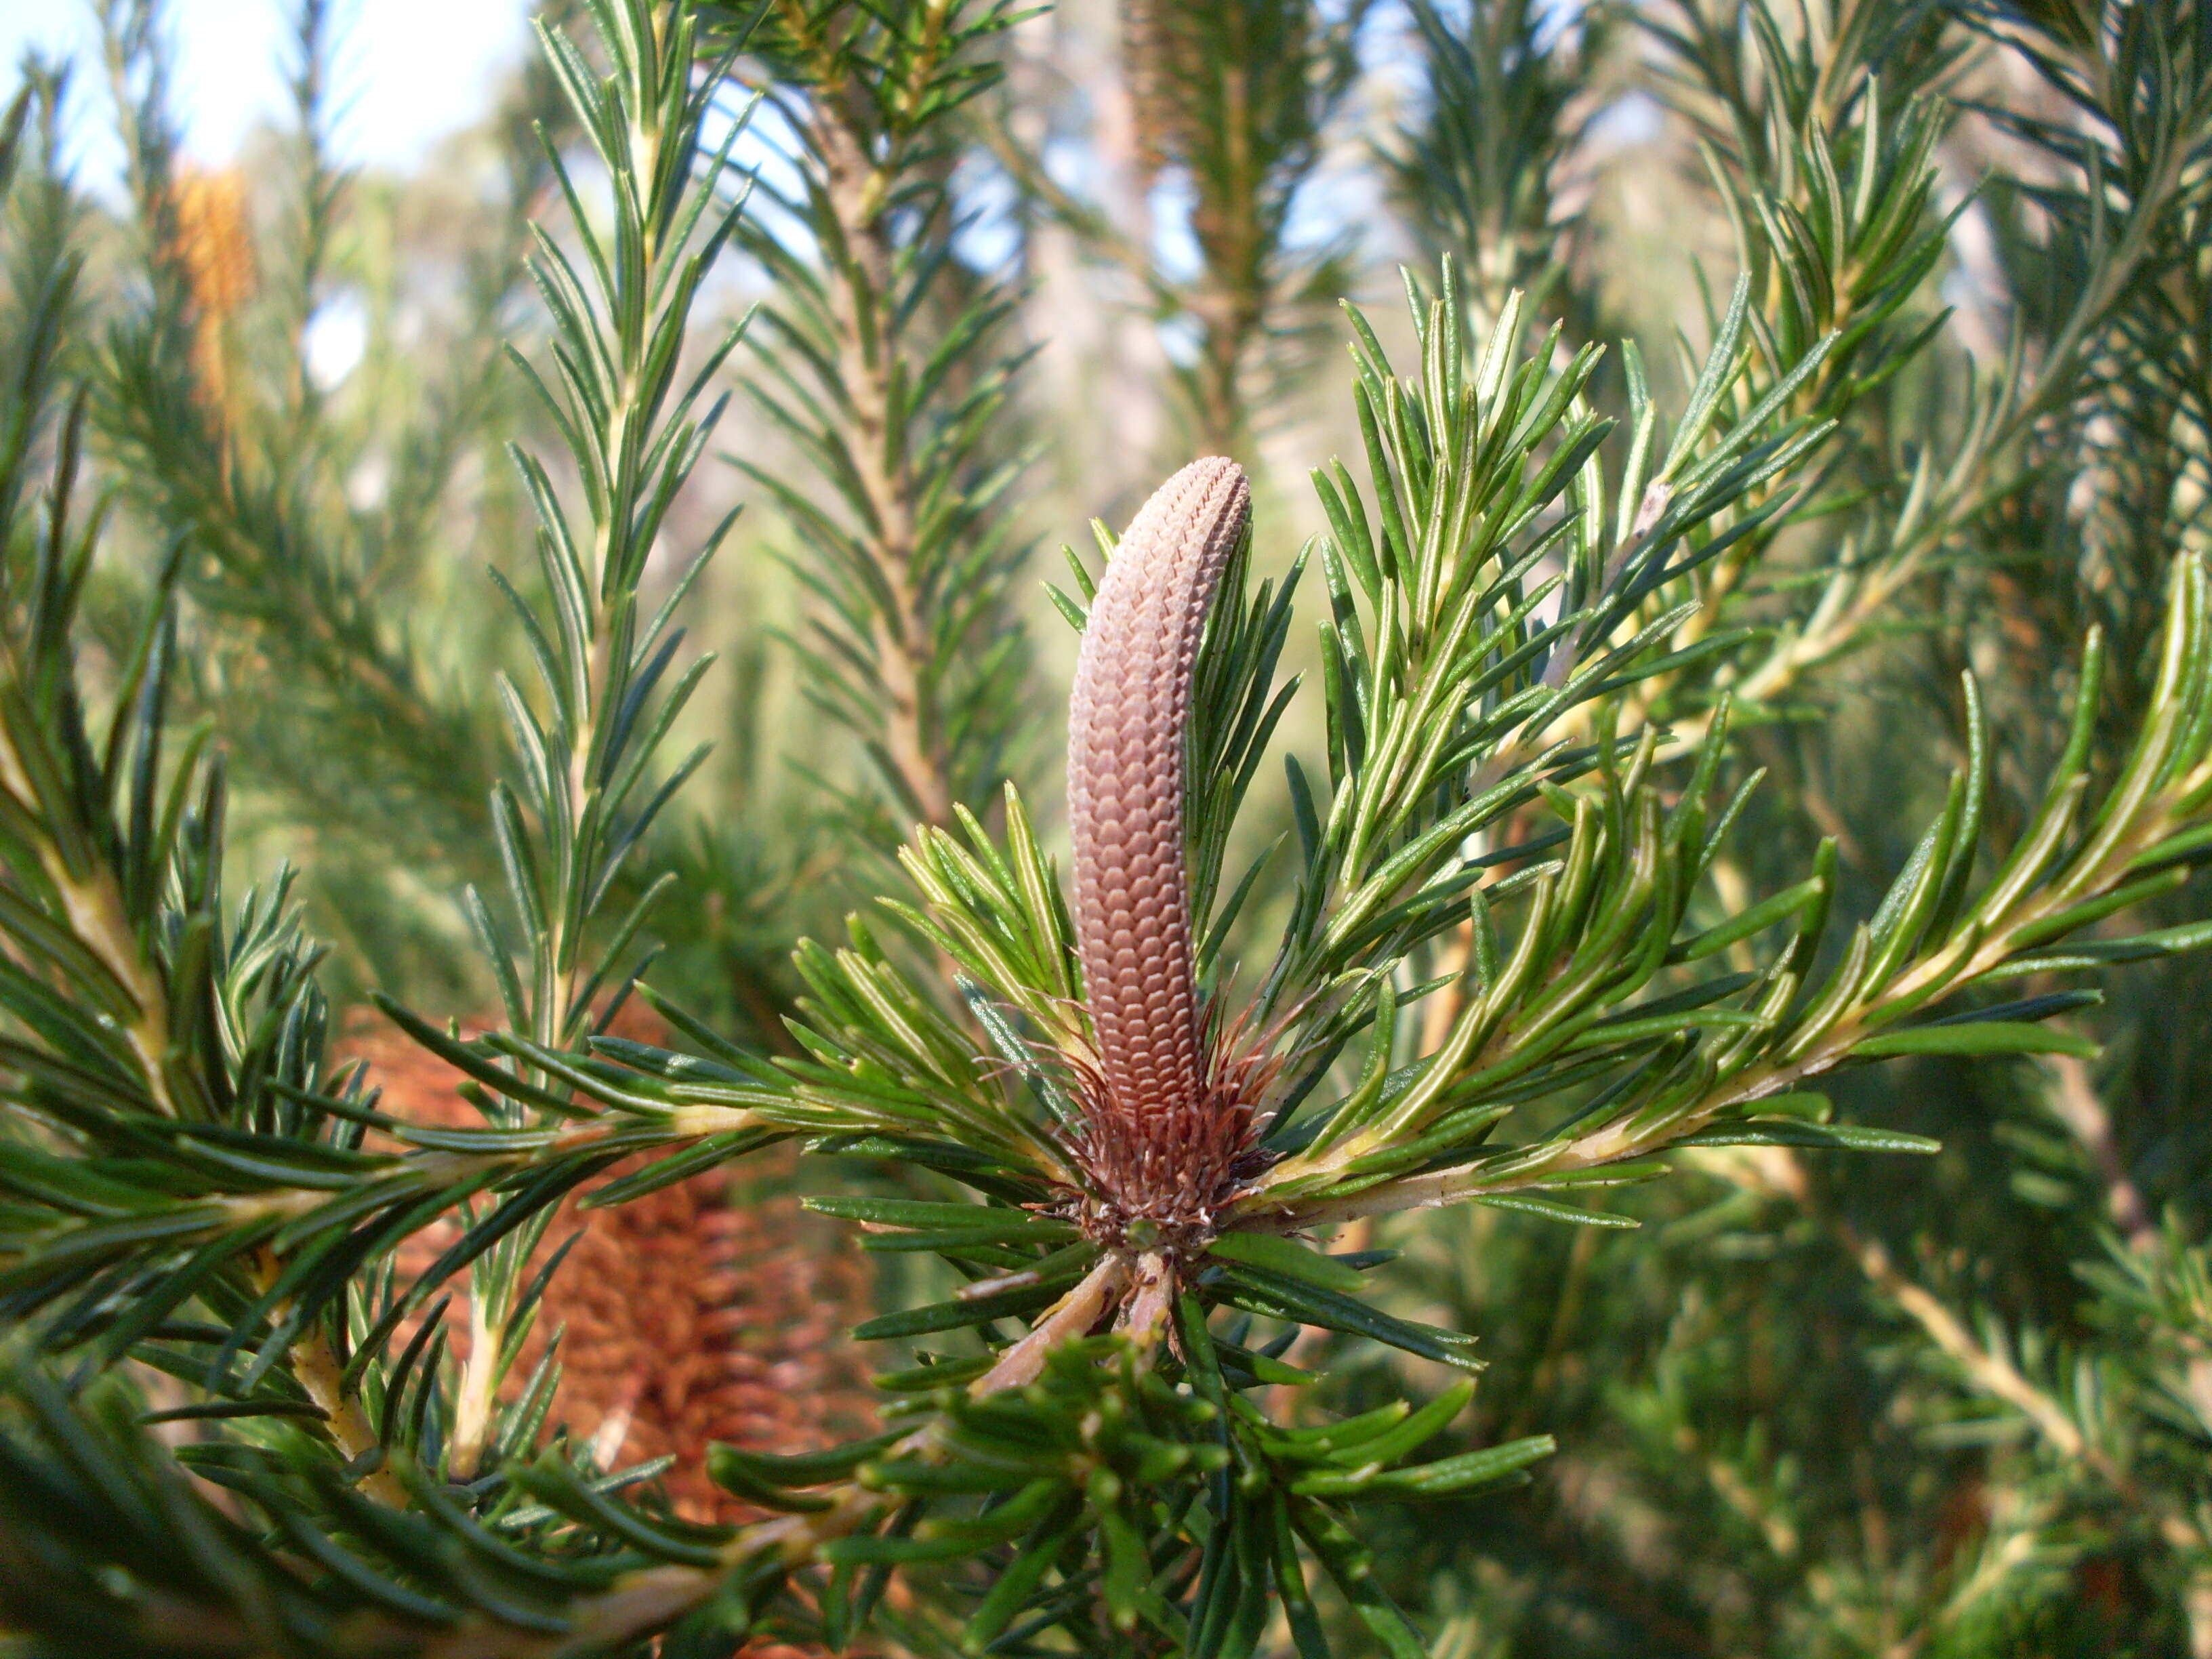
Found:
[1019,0,1368,458]
[519,259,2212,1647]
[4,0,2212,1654]
[85,0,526,994]
[1386,0,1610,329]
[708,0,1043,851]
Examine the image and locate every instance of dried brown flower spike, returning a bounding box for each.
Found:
[1067,457,1264,1329]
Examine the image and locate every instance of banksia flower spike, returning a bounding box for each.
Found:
[167,168,253,431]
[1066,457,1268,1328]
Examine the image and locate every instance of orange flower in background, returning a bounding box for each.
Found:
[166,168,255,428]
[342,1017,877,1526]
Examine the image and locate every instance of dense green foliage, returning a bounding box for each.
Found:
[1,0,2209,1654]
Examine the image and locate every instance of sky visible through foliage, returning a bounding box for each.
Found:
[0,0,533,172]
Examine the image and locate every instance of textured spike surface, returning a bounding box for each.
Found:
[1068,457,1252,1237]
